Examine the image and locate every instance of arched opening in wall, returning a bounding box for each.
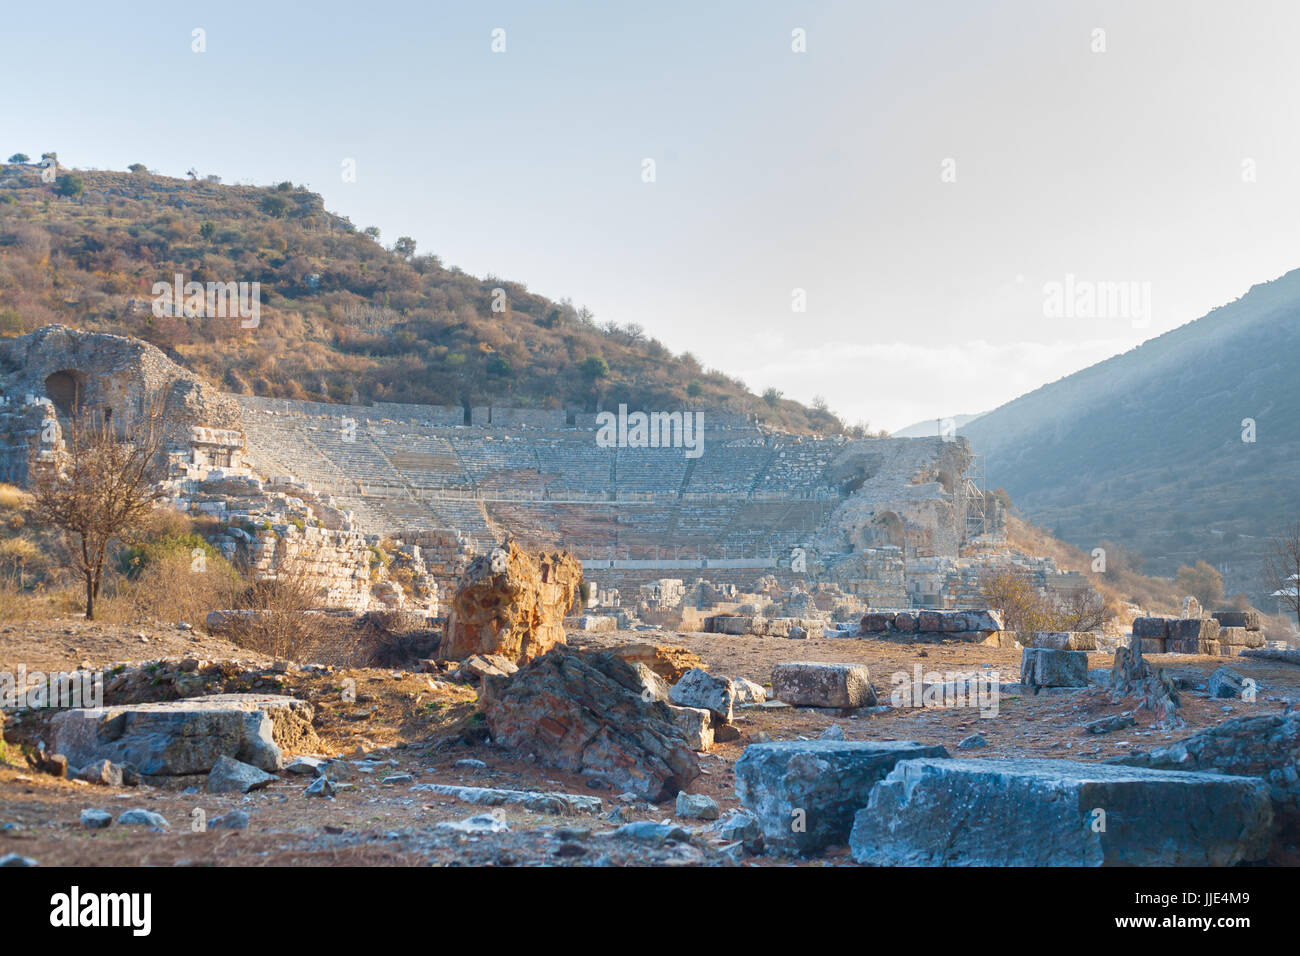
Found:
[44,370,86,418]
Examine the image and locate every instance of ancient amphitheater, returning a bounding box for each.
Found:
[0,326,1001,604]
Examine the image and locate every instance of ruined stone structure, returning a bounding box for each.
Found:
[0,325,242,485]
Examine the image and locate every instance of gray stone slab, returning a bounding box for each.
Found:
[50,694,299,775]
[849,757,1273,866]
[734,740,949,856]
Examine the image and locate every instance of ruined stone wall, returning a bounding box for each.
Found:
[0,325,243,484]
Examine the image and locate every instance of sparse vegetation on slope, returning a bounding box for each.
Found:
[0,161,851,433]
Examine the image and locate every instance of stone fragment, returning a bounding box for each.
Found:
[669,705,714,751]
[708,809,763,853]
[675,791,721,821]
[438,811,509,834]
[1019,648,1088,688]
[284,756,325,776]
[669,668,736,723]
[612,821,690,844]
[304,777,336,798]
[1082,712,1137,734]
[957,733,988,749]
[210,810,251,830]
[771,662,877,708]
[452,654,518,683]
[80,809,112,830]
[71,759,124,787]
[206,755,276,794]
[849,757,1272,866]
[1208,666,1248,700]
[118,809,169,828]
[734,740,949,856]
[732,677,767,705]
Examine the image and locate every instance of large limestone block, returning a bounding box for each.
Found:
[480,651,699,802]
[849,758,1273,866]
[771,662,877,708]
[49,694,308,775]
[1167,617,1220,644]
[735,741,949,856]
[1213,610,1261,631]
[1131,617,1170,639]
[1020,647,1088,687]
[442,541,582,663]
[1218,626,1265,648]
[1114,712,1300,844]
[860,612,895,632]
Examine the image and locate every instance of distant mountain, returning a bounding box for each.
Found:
[960,269,1300,605]
[892,412,986,439]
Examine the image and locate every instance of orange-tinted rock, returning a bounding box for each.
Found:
[481,650,700,801]
[602,643,706,684]
[442,542,582,663]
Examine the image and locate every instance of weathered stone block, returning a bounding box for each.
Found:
[1167,618,1220,643]
[1168,638,1220,656]
[1218,626,1265,648]
[916,611,945,633]
[1131,617,1170,639]
[669,668,736,723]
[771,662,877,708]
[734,741,949,856]
[668,705,713,751]
[1019,648,1088,688]
[1114,713,1300,844]
[49,694,308,775]
[481,651,700,801]
[1032,631,1098,651]
[892,612,917,633]
[1213,610,1261,631]
[860,612,894,632]
[849,757,1273,866]
[1138,638,1166,654]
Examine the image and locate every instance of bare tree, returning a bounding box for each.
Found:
[1264,520,1300,630]
[32,397,169,620]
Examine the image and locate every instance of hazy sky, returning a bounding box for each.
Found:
[7,0,1300,431]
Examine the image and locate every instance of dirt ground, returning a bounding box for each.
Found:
[2,620,1297,866]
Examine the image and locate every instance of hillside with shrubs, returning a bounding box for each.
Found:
[0,157,854,433]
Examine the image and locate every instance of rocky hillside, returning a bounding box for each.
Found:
[961,268,1300,604]
[0,162,844,433]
